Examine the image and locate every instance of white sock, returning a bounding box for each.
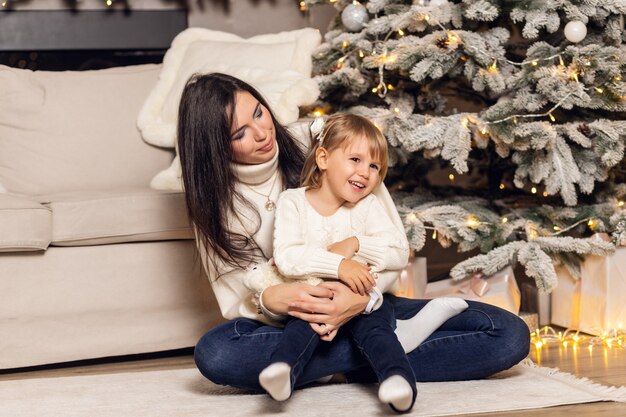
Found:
[378,375,415,412]
[259,362,292,401]
[395,297,469,353]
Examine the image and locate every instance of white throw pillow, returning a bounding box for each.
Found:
[137,27,322,191]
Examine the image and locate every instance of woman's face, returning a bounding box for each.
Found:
[230,91,277,165]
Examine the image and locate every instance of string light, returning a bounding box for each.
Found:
[531,325,625,352]
[466,215,479,228]
[501,217,508,223]
[406,212,418,224]
[449,174,455,181]
[432,230,437,239]
[531,187,537,194]
[588,218,598,230]
[499,183,505,190]
[619,201,625,207]
[446,32,461,46]
[488,60,498,74]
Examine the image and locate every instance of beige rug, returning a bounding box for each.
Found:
[2,359,625,417]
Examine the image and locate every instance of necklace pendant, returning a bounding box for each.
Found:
[264,199,276,211]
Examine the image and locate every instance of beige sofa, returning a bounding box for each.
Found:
[0,24,325,370]
[0,63,223,369]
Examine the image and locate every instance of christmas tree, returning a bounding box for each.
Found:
[302,0,626,292]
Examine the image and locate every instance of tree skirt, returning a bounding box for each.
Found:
[2,359,625,417]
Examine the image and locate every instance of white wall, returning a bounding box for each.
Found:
[4,0,335,36]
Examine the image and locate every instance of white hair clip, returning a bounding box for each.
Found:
[310,117,326,145]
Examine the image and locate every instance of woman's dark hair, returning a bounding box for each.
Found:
[177,73,306,275]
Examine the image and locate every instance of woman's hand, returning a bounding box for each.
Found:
[289,281,370,340]
[327,236,359,259]
[261,282,334,316]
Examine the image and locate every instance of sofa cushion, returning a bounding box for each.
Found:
[0,64,174,195]
[36,189,193,246]
[136,27,321,191]
[0,193,52,251]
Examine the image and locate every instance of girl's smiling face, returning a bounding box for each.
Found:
[317,135,382,206]
[230,91,276,165]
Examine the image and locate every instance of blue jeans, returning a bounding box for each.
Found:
[194,294,530,391]
[271,300,416,395]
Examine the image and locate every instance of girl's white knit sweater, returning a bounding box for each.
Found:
[271,187,410,309]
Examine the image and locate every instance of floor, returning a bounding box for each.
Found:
[1,332,625,416]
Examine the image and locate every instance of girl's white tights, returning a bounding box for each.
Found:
[395,297,469,353]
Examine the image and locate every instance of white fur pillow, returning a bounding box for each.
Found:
[137,27,322,190]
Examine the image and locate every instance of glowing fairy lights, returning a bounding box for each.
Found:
[531,325,625,352]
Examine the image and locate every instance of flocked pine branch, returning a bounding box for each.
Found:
[302,0,626,290]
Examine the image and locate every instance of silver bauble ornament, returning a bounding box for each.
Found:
[341,3,369,32]
[413,0,448,6]
[564,20,587,43]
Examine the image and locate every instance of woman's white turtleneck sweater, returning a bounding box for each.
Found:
[197,147,406,326]
[196,149,283,325]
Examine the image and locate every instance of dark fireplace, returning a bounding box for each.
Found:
[0,9,188,71]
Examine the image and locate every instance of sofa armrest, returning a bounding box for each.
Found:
[0,193,52,252]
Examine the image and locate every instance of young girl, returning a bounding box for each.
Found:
[178,73,530,406]
[249,113,467,413]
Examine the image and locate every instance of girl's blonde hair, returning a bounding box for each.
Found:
[301,113,389,189]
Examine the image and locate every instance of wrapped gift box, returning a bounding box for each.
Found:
[394,257,427,299]
[550,265,581,330]
[552,247,626,336]
[422,266,521,314]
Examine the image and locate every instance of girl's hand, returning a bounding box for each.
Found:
[288,281,369,334]
[261,282,334,315]
[309,322,339,342]
[327,236,359,259]
[338,259,376,295]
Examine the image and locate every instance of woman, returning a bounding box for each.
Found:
[178,72,530,392]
